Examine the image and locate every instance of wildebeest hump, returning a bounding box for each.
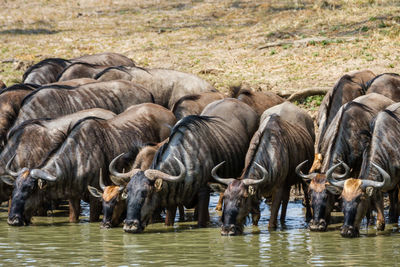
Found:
[71,52,135,66]
[317,70,375,153]
[320,94,393,175]
[366,73,400,102]
[261,101,315,141]
[22,58,71,85]
[13,80,153,127]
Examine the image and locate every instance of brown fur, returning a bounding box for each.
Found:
[342,179,362,201]
[236,89,284,116]
[309,174,327,193]
[103,186,121,202]
[309,153,323,173]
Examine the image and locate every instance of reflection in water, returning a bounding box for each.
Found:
[1,194,400,265]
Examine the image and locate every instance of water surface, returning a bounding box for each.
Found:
[0,194,399,266]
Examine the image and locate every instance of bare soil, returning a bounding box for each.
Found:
[0,0,399,108]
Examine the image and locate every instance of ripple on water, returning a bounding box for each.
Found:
[1,196,400,265]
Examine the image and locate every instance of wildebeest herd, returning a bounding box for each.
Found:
[1,52,400,238]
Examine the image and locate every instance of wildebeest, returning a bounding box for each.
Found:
[234,89,284,117]
[315,70,375,161]
[22,53,135,85]
[326,162,389,238]
[95,66,216,108]
[72,52,135,67]
[171,92,226,120]
[13,80,153,127]
[47,78,96,87]
[117,98,258,233]
[57,63,115,82]
[88,141,168,228]
[366,73,400,101]
[326,102,400,237]
[211,102,314,235]
[22,58,71,85]
[0,108,116,207]
[0,83,40,150]
[0,80,6,89]
[297,93,393,231]
[3,103,176,226]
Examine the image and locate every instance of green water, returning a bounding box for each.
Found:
[1,194,399,266]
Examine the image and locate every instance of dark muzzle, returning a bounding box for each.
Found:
[340,225,359,238]
[309,219,327,232]
[100,221,113,229]
[123,219,143,233]
[7,215,25,226]
[221,224,242,236]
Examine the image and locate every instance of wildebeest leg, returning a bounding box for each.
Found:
[215,193,224,211]
[269,188,283,229]
[374,192,385,231]
[165,205,177,226]
[280,186,290,224]
[8,198,11,215]
[389,188,399,224]
[178,204,185,222]
[301,181,312,222]
[69,198,81,223]
[89,195,102,222]
[251,203,260,226]
[197,186,210,227]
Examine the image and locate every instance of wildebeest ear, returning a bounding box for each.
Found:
[154,178,163,192]
[326,184,342,195]
[365,186,374,197]
[208,182,226,193]
[248,185,256,196]
[87,185,103,198]
[38,179,47,190]
[0,175,15,186]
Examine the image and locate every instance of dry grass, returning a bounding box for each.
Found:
[0,0,399,100]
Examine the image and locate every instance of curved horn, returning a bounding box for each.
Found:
[109,153,140,180]
[99,169,106,191]
[144,156,186,182]
[5,154,21,177]
[326,162,346,188]
[242,162,268,186]
[295,160,312,181]
[211,161,235,186]
[361,162,390,189]
[332,161,350,180]
[30,169,57,182]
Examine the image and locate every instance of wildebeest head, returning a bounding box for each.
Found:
[295,159,346,231]
[326,161,389,238]
[91,145,161,229]
[88,170,126,229]
[211,161,267,236]
[2,156,57,226]
[122,157,186,233]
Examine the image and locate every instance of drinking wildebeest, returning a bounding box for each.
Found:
[3,103,175,226]
[326,102,400,237]
[211,102,314,235]
[297,93,393,231]
[89,141,175,228]
[118,98,258,233]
